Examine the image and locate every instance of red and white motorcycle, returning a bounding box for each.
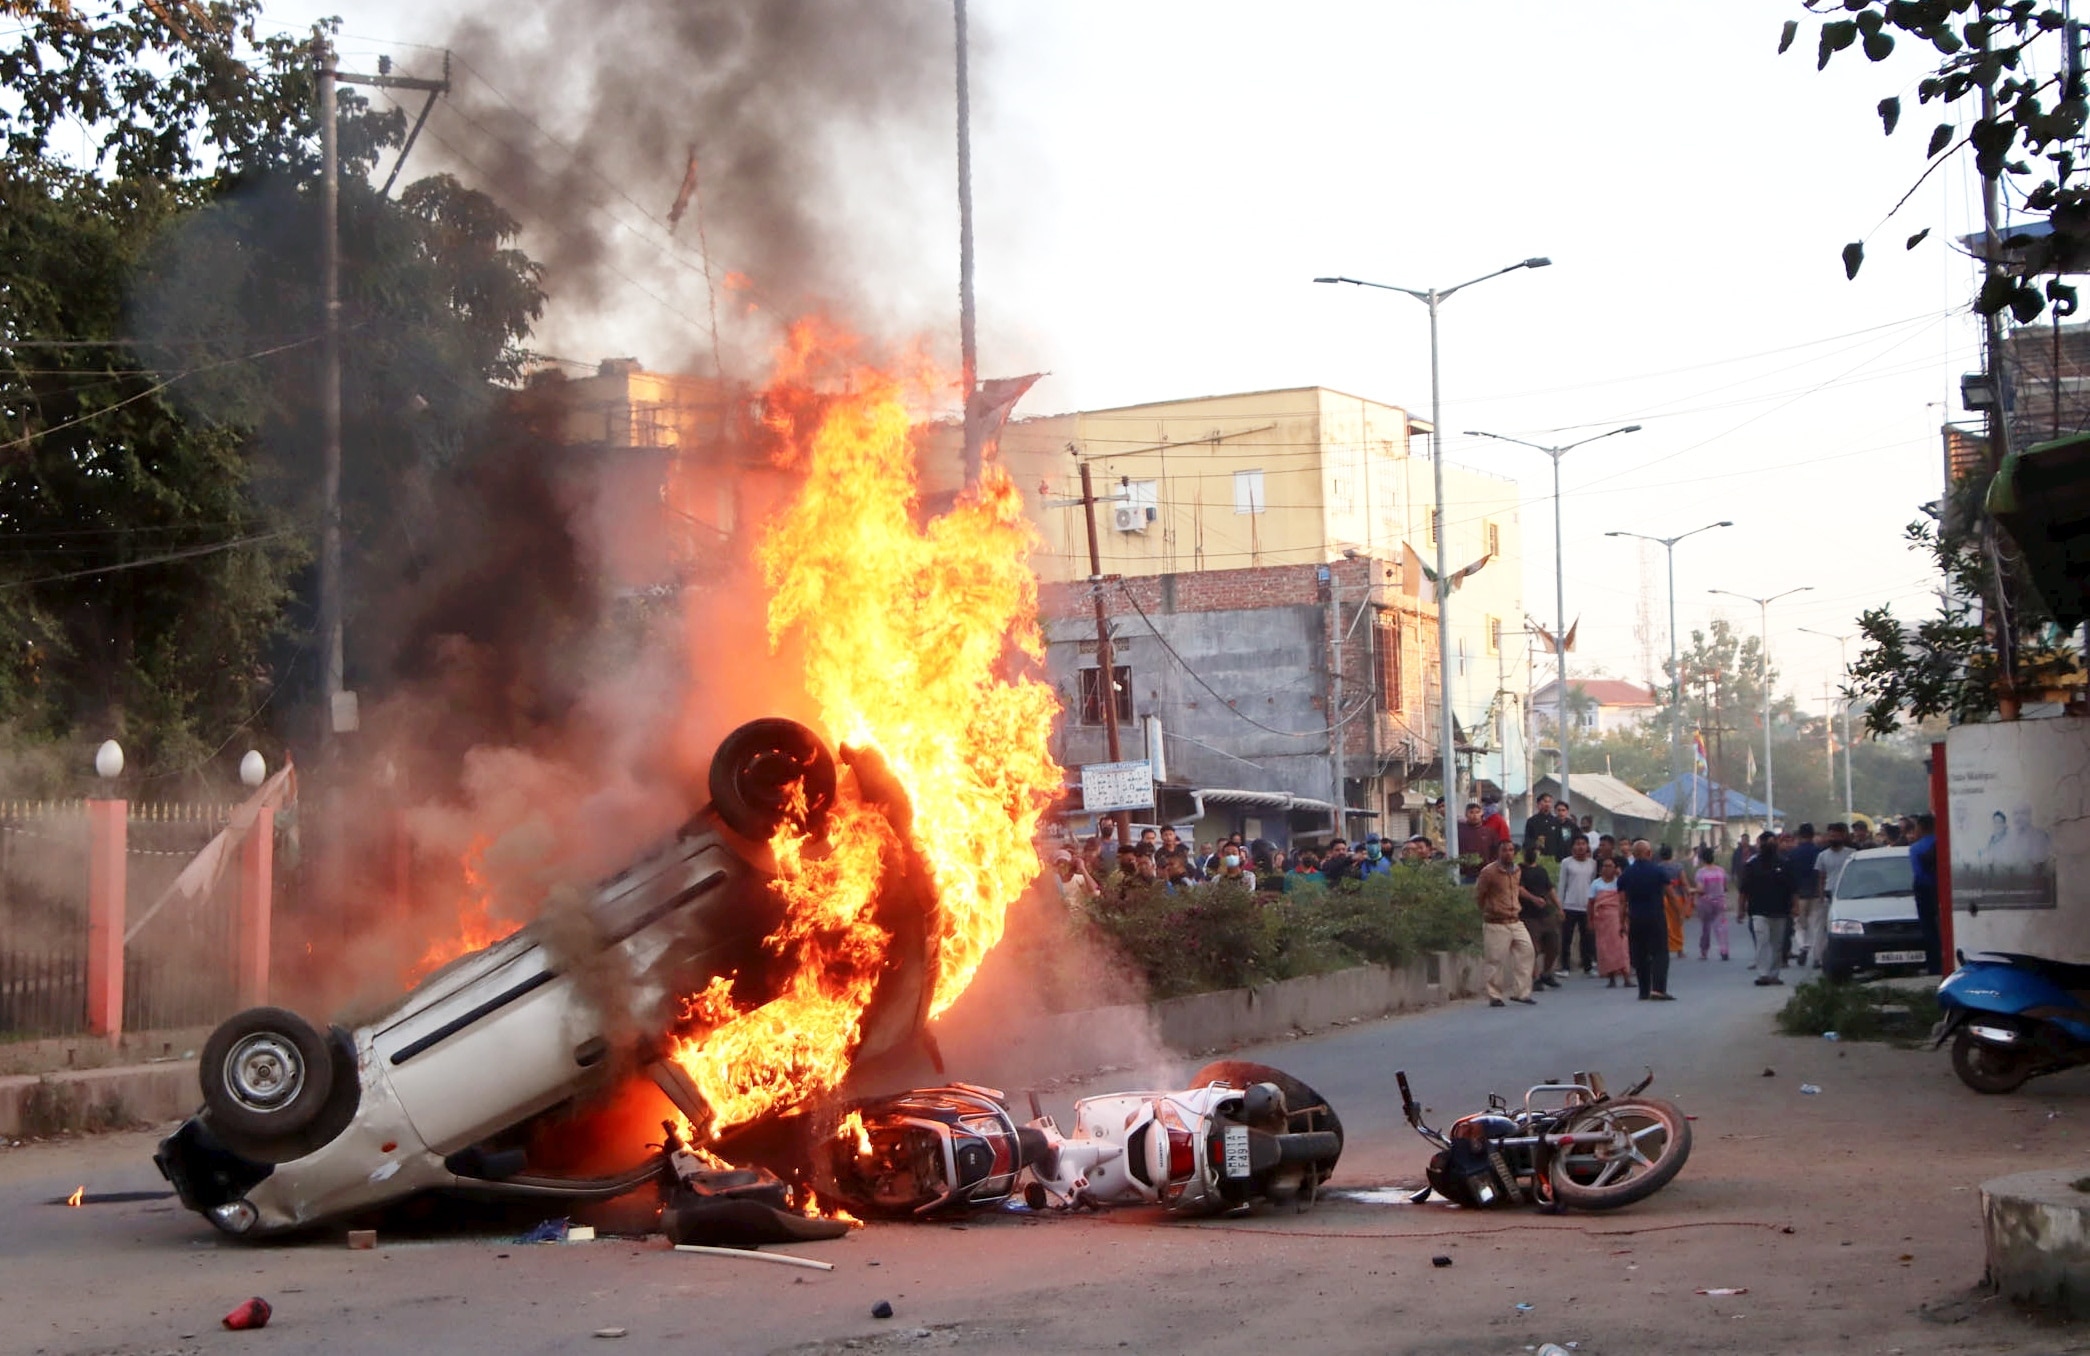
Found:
[806,1062,1343,1218]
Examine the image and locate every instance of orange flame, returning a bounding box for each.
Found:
[837,1109,872,1157]
[666,319,1060,1135]
[65,1185,83,1207]
[405,838,512,985]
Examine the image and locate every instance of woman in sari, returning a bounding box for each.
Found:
[1659,843,1694,958]
[1588,856,1632,987]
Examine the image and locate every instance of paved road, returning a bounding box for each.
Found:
[2,953,2083,1355]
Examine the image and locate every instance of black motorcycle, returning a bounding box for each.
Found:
[1397,1068,1691,1211]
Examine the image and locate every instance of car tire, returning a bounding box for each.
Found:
[709,718,837,841]
[200,1007,336,1146]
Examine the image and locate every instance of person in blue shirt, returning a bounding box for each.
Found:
[1355,834,1393,878]
[1783,824,1824,968]
[1617,840,1675,1001]
[1909,813,1941,974]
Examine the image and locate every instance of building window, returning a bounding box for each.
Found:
[1078,666,1133,725]
[1428,512,1438,547]
[1486,615,1502,654]
[1377,614,1403,710]
[1485,520,1501,558]
[1233,469,1265,515]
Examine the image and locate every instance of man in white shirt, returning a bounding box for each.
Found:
[1556,832,1599,976]
[1809,822,1858,969]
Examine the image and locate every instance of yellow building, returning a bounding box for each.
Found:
[924,386,1533,805]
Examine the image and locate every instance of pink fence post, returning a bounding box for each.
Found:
[237,807,274,1008]
[85,797,127,1038]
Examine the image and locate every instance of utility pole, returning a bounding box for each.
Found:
[318,40,341,751]
[1077,458,1133,846]
[1328,571,1347,836]
[1711,586,1811,833]
[314,42,451,751]
[954,0,980,486]
[1976,21,2020,696]
[1822,682,1836,815]
[1801,627,1858,821]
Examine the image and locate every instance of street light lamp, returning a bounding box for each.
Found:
[1799,627,1858,821]
[1315,259,1551,832]
[1463,423,1642,813]
[1709,585,1813,832]
[1605,520,1732,802]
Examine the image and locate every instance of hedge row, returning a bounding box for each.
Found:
[1080,867,1483,1000]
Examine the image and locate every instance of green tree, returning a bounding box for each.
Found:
[1791,0,2085,322]
[0,3,544,783]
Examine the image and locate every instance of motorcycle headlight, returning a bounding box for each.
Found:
[1968,1024,2020,1044]
[208,1200,257,1234]
[1828,919,1864,936]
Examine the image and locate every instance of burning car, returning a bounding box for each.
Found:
[155,717,934,1236]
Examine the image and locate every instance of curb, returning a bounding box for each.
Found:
[0,1060,196,1139]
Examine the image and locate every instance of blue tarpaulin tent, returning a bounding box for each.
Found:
[1646,773,1776,823]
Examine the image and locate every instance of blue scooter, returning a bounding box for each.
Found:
[1934,951,2090,1093]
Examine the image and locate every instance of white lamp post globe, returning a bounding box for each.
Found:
[239,750,266,788]
[94,740,124,779]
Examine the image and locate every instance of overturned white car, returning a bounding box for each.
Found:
[155,718,933,1236]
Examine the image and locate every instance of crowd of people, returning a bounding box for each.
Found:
[1471,801,1946,1009]
[1049,824,1429,911]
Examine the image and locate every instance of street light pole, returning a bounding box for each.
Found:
[1316,260,1550,838]
[1464,423,1642,814]
[1710,586,1812,832]
[1605,520,1732,797]
[1801,628,1857,820]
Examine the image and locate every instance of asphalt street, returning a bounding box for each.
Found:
[3,951,2085,1355]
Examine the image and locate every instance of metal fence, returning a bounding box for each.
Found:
[0,801,247,1039]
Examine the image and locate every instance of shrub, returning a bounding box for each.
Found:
[1082,865,1482,1000]
[1775,978,1941,1042]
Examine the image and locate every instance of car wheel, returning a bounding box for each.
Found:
[200,1007,336,1145]
[709,718,837,841]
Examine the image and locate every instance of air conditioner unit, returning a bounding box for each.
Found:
[1112,505,1149,533]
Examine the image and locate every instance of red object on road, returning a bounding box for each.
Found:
[222,1297,272,1330]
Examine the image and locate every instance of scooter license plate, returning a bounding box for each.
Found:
[1222,1125,1252,1178]
[1876,950,1925,965]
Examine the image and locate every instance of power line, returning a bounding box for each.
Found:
[0,530,296,591]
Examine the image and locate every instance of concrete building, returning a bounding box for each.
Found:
[1037,555,1441,847]
[925,386,1531,813]
[1533,678,1659,738]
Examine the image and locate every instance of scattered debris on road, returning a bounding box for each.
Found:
[672,1243,834,1271]
[221,1297,270,1330]
[871,1300,894,1319]
[1696,1287,1749,1296]
[347,1228,375,1249]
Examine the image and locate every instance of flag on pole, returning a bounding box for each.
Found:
[1745,744,1757,785]
[1692,731,1709,775]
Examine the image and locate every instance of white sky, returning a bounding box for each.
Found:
[278,0,2004,717]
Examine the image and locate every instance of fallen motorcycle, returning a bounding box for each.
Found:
[803,1061,1343,1219]
[1397,1068,1690,1211]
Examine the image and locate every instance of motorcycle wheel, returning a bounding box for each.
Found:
[1951,1029,2034,1094]
[1189,1060,1344,1152]
[1546,1097,1691,1211]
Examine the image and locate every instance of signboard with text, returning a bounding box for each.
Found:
[1081,760,1155,814]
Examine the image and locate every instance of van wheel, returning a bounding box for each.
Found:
[200,1008,335,1144]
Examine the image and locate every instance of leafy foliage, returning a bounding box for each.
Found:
[1846,485,2079,734]
[1775,977,1941,1041]
[1791,0,2087,320]
[1084,867,1479,1000]
[0,2,545,783]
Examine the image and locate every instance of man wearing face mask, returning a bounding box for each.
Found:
[1356,833,1392,877]
[1217,846,1257,891]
